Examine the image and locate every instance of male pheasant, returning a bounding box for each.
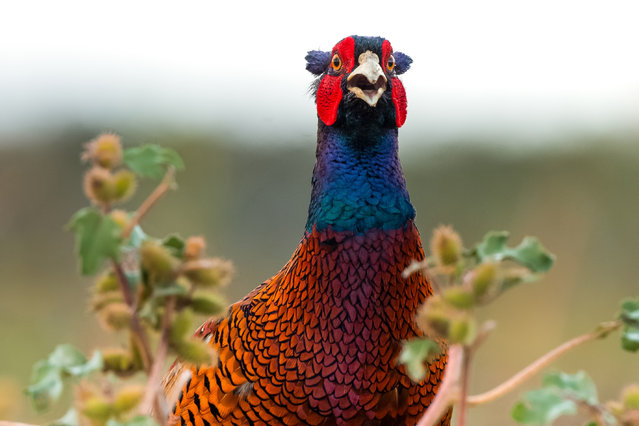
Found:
[165,35,450,426]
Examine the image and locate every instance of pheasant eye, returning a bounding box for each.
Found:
[386,55,396,71]
[331,54,342,71]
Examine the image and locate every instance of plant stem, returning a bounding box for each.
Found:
[139,296,175,424]
[456,346,472,426]
[111,259,154,373]
[122,166,175,239]
[467,321,622,406]
[417,344,464,426]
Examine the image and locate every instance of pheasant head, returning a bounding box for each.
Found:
[305,35,413,128]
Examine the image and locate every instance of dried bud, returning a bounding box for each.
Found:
[83,166,116,206]
[82,133,122,169]
[185,236,207,261]
[140,241,178,284]
[442,287,475,310]
[469,262,498,299]
[113,384,144,414]
[190,293,226,315]
[430,225,462,267]
[183,258,234,287]
[81,395,113,421]
[112,170,136,202]
[98,302,131,331]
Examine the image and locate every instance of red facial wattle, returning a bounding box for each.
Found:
[317,37,355,126]
[391,78,407,127]
[382,40,408,128]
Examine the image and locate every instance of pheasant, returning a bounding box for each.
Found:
[165,35,450,426]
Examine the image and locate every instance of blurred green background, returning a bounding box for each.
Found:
[1,127,637,424]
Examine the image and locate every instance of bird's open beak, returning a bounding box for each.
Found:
[347,51,387,107]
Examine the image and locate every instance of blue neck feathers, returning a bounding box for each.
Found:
[305,121,415,233]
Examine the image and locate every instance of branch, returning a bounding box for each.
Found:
[111,259,154,373]
[417,344,464,426]
[139,296,175,424]
[122,166,175,239]
[467,321,622,406]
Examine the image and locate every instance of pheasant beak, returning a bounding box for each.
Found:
[347,51,387,107]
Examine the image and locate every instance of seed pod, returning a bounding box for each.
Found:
[623,384,639,409]
[90,290,124,312]
[101,347,137,375]
[98,302,131,331]
[190,293,226,315]
[417,295,451,337]
[184,236,207,261]
[113,384,144,414]
[170,309,193,344]
[140,241,178,285]
[112,170,137,202]
[82,133,123,169]
[442,287,475,310]
[183,259,234,287]
[174,340,216,365]
[430,225,462,266]
[470,262,498,299]
[93,272,120,294]
[449,315,477,345]
[83,167,116,206]
[81,395,113,421]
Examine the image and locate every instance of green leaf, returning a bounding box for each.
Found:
[162,234,186,259]
[25,360,63,412]
[128,225,148,248]
[476,231,555,273]
[620,299,639,328]
[621,326,639,352]
[398,338,440,382]
[512,388,577,424]
[106,415,159,426]
[25,345,103,412]
[68,207,122,275]
[52,407,79,426]
[65,350,103,377]
[542,371,598,405]
[123,145,184,179]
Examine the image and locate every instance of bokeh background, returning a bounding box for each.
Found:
[1,1,638,424]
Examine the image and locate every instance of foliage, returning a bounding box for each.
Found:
[26,134,230,425]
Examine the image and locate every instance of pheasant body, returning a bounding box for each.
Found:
[167,35,450,425]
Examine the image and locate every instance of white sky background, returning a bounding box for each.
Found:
[1,0,638,146]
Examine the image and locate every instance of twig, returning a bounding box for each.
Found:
[456,346,471,426]
[122,166,176,239]
[467,321,622,406]
[417,344,464,426]
[139,296,175,424]
[111,259,154,373]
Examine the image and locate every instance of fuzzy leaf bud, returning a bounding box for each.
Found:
[430,225,463,267]
[81,395,113,421]
[470,262,498,299]
[182,258,234,287]
[442,287,475,310]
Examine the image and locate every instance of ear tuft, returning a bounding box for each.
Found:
[305,50,331,75]
[394,52,413,75]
